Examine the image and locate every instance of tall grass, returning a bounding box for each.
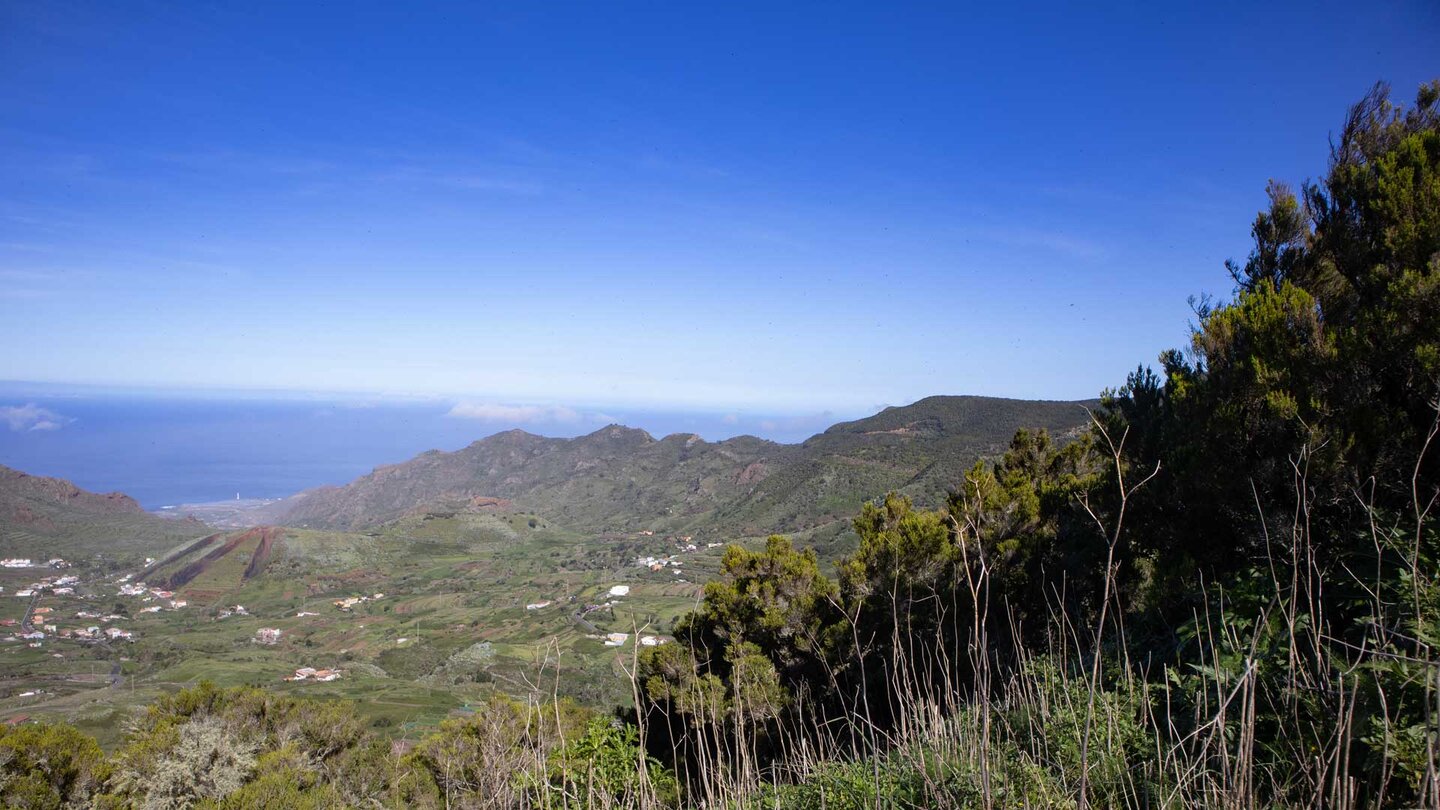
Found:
[80,412,1431,809]
[558,405,1440,809]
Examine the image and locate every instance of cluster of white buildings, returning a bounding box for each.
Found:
[635,554,683,572]
[69,626,133,641]
[631,538,722,577]
[600,632,668,648]
[14,574,81,599]
[6,620,135,645]
[0,558,67,569]
[285,666,342,682]
[58,605,134,641]
[115,582,188,612]
[581,588,635,617]
[0,566,158,648]
[118,582,179,599]
[332,593,384,611]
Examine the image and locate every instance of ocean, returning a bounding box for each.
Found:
[0,385,848,509]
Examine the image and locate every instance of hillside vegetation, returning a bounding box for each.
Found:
[0,509,731,751]
[1,81,1437,809]
[0,464,204,562]
[267,395,1093,543]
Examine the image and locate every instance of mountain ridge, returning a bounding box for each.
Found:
[0,464,148,518]
[0,463,205,560]
[266,395,1097,537]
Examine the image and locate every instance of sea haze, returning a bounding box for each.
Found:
[0,383,855,509]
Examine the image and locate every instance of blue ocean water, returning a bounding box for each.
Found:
[0,385,849,509]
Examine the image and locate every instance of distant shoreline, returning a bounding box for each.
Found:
[152,498,283,529]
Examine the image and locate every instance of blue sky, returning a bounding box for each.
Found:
[2,1,1436,414]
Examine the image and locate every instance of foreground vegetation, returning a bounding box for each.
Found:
[3,81,1437,807]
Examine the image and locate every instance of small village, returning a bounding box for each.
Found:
[0,520,714,727]
[1,561,208,650]
[332,593,384,611]
[1,561,134,649]
[284,666,343,683]
[0,558,71,570]
[631,533,725,582]
[0,552,359,694]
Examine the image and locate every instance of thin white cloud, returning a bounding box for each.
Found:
[1,403,73,432]
[446,402,582,424]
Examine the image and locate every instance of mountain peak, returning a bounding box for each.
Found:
[0,464,144,514]
[661,432,706,447]
[266,394,1093,533]
[468,428,546,448]
[0,463,200,560]
[585,424,655,443]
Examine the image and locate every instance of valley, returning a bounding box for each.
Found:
[0,512,732,747]
[1,15,1431,802]
[0,396,1093,746]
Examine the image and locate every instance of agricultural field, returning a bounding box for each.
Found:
[0,508,737,748]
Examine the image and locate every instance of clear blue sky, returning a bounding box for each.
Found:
[2,1,1436,413]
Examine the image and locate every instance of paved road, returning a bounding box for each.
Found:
[571,612,601,634]
[18,591,39,633]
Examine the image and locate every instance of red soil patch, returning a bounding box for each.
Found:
[243,527,282,580]
[7,505,54,531]
[161,528,258,589]
[138,532,223,583]
[307,568,384,595]
[734,461,768,486]
[182,589,225,603]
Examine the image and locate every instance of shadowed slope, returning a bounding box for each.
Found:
[0,464,206,560]
[269,395,1094,536]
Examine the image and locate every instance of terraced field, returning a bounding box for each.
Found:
[0,508,734,747]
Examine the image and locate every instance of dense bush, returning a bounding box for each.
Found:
[632,80,1440,808]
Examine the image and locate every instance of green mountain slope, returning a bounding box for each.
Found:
[269,395,1094,537]
[0,464,204,561]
